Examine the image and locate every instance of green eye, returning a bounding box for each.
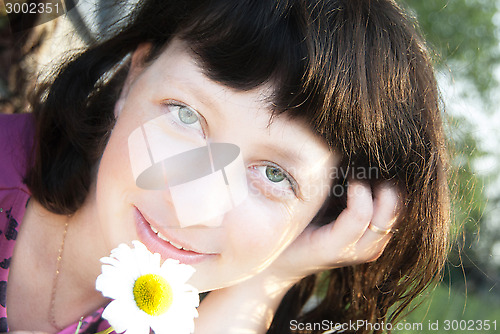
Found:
[178,106,199,124]
[265,166,286,183]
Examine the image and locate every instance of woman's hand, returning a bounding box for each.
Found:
[266,180,400,284]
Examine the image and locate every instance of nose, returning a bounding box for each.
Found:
[166,143,247,227]
[128,116,248,228]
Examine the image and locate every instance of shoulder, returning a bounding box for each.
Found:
[0,114,34,326]
[0,113,35,191]
[0,113,33,241]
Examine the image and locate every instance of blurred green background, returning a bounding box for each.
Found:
[396,0,500,332]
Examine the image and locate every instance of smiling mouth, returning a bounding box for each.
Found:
[134,206,218,264]
[149,225,198,252]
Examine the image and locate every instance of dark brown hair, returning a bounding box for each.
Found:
[26,0,450,332]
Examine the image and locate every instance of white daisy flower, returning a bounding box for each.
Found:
[96,240,199,334]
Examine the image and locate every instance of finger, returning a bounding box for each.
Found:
[324,180,373,242]
[370,181,400,232]
[360,233,392,263]
[308,180,373,258]
[280,181,373,270]
[356,182,400,261]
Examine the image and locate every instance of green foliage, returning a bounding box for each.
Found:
[444,115,493,294]
[400,0,496,294]
[395,284,500,333]
[446,115,486,238]
[392,2,499,325]
[401,0,500,97]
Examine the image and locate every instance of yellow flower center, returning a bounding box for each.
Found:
[133,273,173,316]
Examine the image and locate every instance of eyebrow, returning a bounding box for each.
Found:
[170,78,220,112]
[261,142,306,169]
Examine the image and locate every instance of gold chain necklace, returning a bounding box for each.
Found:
[49,221,69,331]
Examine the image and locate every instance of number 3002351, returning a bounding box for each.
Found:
[5,1,61,15]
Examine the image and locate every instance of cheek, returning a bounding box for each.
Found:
[224,199,302,263]
[98,109,147,186]
[97,129,133,199]
[94,120,139,242]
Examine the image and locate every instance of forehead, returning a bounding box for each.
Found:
[144,40,273,105]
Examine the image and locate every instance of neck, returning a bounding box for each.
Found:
[25,197,109,330]
[59,197,111,324]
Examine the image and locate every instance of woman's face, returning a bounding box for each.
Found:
[95,40,336,292]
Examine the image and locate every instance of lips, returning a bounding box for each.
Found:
[149,225,199,252]
[134,206,218,265]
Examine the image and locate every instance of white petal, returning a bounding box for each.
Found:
[135,254,160,277]
[172,289,200,308]
[110,244,133,260]
[96,266,136,300]
[151,312,196,334]
[160,260,195,285]
[96,276,133,300]
[123,317,150,334]
[132,240,147,250]
[102,300,140,333]
[100,256,120,267]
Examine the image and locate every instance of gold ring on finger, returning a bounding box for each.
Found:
[368,223,397,235]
